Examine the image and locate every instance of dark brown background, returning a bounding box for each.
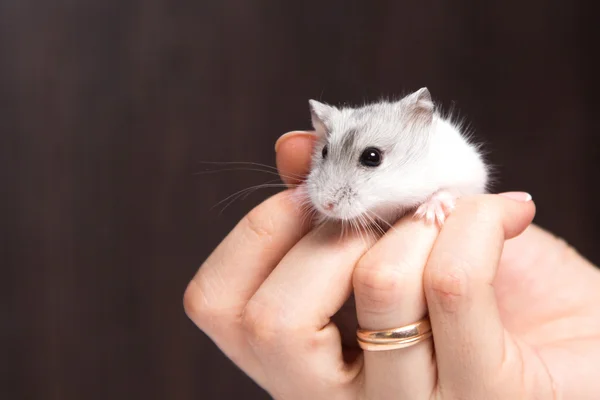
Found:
[2,1,599,399]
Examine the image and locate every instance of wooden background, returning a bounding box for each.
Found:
[2,1,598,399]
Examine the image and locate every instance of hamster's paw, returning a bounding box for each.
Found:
[414,190,457,226]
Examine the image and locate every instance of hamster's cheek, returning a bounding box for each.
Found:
[354,189,379,210]
[303,178,319,204]
[360,179,393,206]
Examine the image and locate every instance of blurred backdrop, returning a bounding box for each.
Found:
[2,1,599,399]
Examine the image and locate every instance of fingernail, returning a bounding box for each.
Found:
[274,131,316,152]
[498,191,532,202]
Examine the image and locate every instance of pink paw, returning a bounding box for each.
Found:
[414,191,457,226]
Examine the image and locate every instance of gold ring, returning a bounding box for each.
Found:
[356,317,432,351]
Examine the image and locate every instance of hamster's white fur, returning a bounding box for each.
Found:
[302,88,488,226]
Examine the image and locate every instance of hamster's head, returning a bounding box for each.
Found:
[304,88,436,223]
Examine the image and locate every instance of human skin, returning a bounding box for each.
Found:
[184,131,600,399]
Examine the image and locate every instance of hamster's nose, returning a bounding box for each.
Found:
[323,202,335,211]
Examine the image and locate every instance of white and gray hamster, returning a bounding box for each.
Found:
[300,88,489,228]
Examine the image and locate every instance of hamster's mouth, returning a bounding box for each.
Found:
[316,205,402,230]
[315,213,389,238]
[316,206,362,221]
[313,199,378,223]
[317,208,380,225]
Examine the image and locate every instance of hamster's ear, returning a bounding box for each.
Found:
[309,100,334,137]
[400,87,434,127]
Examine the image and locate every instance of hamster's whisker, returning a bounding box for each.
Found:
[345,218,351,238]
[349,219,360,242]
[212,182,297,214]
[361,213,379,244]
[196,161,286,172]
[355,216,366,246]
[366,209,398,234]
[357,214,372,247]
[294,193,318,228]
[217,184,279,214]
[299,205,317,228]
[357,217,366,245]
[363,211,386,237]
[369,213,386,236]
[194,167,303,183]
[196,161,307,180]
[311,217,328,237]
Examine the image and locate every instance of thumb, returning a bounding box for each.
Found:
[274,131,316,186]
[423,192,536,397]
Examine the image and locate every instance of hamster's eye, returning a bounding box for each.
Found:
[322,145,328,159]
[360,147,382,167]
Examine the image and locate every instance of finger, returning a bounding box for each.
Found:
[275,131,316,186]
[183,190,310,382]
[243,223,376,395]
[423,192,535,397]
[354,217,439,399]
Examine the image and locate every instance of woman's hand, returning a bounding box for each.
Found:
[184,131,600,399]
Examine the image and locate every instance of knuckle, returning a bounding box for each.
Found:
[424,253,471,312]
[242,206,276,244]
[463,196,497,225]
[183,266,231,332]
[241,302,284,347]
[353,262,409,313]
[183,278,217,329]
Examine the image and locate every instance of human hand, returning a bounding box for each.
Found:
[184,131,600,399]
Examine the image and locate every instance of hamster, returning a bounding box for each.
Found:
[299,88,489,228]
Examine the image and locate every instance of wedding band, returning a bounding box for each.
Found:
[357,332,432,351]
[356,317,432,351]
[357,317,431,343]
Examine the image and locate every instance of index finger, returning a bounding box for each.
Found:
[186,130,316,330]
[183,190,310,383]
[275,131,317,186]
